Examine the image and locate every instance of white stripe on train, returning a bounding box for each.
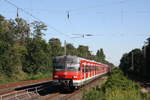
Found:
[73,72,107,86]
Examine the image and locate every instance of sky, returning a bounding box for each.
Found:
[0,0,150,65]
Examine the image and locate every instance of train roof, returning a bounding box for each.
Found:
[54,55,108,66]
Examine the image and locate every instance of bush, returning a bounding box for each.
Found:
[82,68,150,100]
[104,68,140,92]
[83,88,105,100]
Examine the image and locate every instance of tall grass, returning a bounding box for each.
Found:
[23,72,52,81]
[0,72,52,85]
[82,68,150,100]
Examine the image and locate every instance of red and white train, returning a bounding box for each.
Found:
[53,55,111,90]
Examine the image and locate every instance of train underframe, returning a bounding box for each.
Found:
[57,79,78,91]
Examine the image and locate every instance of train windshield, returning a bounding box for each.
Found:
[53,58,65,71]
[53,56,79,71]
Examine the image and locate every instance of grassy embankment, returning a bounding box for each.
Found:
[0,69,52,85]
[82,68,150,100]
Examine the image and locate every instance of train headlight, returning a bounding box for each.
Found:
[54,75,59,78]
[73,76,78,78]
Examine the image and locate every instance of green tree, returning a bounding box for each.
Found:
[146,37,150,46]
[0,15,26,77]
[66,43,77,56]
[31,21,47,39]
[143,37,150,78]
[0,41,12,76]
[0,15,15,44]
[49,38,63,57]
[96,48,105,62]
[22,21,51,74]
[23,38,52,74]
[14,18,30,40]
[77,45,91,58]
[119,49,144,75]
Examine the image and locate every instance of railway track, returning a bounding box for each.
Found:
[0,78,52,100]
[0,75,107,100]
[43,76,107,100]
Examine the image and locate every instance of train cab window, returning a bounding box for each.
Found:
[53,56,80,71]
[53,60,65,71]
[53,57,66,71]
[65,57,79,71]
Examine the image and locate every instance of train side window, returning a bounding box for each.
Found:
[85,66,88,72]
[86,66,88,72]
[88,66,89,72]
[82,67,84,72]
[87,65,89,72]
[80,64,84,72]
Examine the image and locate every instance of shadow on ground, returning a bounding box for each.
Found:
[15,81,74,96]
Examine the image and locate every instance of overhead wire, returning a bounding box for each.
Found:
[4,0,146,39]
[65,0,133,38]
[4,0,79,43]
[6,0,131,15]
[67,0,131,14]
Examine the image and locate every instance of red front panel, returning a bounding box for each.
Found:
[53,71,82,80]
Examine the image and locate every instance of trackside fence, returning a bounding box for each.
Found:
[0,86,44,100]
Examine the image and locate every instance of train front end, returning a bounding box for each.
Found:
[53,56,80,90]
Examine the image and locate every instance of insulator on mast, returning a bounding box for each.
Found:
[67,11,70,20]
[17,8,19,18]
